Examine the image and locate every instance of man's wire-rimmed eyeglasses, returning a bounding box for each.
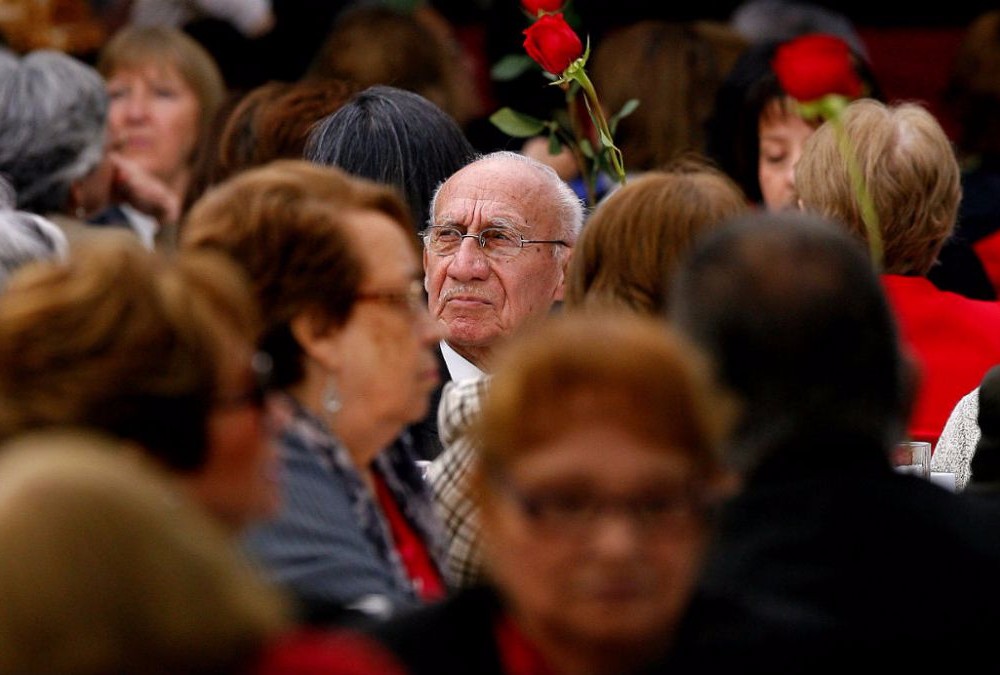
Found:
[420,225,568,259]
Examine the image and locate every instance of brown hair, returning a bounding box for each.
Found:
[795,99,961,275]
[470,312,734,481]
[0,235,259,472]
[215,78,357,184]
[97,25,225,147]
[591,20,747,172]
[0,432,289,675]
[565,159,749,314]
[945,10,1000,158]
[181,159,413,388]
[306,6,472,123]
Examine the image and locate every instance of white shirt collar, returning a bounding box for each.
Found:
[440,340,485,381]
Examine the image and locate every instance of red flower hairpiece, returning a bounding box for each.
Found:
[521,0,565,17]
[772,34,863,102]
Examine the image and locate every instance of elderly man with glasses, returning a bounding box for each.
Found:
[416,150,583,586]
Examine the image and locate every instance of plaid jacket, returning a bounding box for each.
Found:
[427,376,491,587]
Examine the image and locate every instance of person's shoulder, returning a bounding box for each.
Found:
[890,273,1000,326]
[368,585,498,638]
[361,587,502,675]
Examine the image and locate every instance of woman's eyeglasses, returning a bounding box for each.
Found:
[490,471,714,537]
[355,279,427,317]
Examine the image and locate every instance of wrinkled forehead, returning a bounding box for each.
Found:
[435,160,559,235]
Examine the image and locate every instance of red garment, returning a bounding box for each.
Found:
[494,613,558,675]
[252,628,408,675]
[373,472,446,602]
[974,231,1000,295]
[882,274,1000,446]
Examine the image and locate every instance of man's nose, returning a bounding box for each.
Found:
[447,236,490,280]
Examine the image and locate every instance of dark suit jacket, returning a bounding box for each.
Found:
[407,343,450,460]
[361,585,506,675]
[658,429,1000,674]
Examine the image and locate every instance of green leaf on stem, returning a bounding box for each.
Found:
[609,98,640,134]
[796,94,849,124]
[817,94,849,120]
[796,100,824,122]
[597,126,614,148]
[552,108,573,131]
[579,138,595,158]
[491,54,536,81]
[548,133,563,156]
[490,108,547,137]
[616,98,640,119]
[552,37,591,86]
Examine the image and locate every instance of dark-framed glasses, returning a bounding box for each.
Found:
[490,472,712,537]
[355,279,427,317]
[420,225,568,260]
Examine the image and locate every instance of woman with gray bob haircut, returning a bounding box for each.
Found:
[0,50,111,219]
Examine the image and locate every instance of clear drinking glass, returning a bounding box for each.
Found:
[892,441,932,479]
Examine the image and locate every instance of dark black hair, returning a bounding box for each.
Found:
[305,85,476,231]
[669,211,909,467]
[705,38,883,205]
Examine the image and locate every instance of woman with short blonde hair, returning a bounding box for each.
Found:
[797,97,1000,448]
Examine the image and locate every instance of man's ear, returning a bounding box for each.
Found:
[553,248,573,302]
[290,310,344,372]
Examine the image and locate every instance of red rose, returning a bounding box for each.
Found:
[521,0,564,16]
[771,34,863,102]
[523,13,583,76]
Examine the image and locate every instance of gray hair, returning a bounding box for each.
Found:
[0,214,68,289]
[0,50,108,215]
[429,150,585,245]
[0,174,68,287]
[0,48,15,69]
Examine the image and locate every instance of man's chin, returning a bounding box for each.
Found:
[445,331,497,350]
[442,316,500,345]
[443,321,504,356]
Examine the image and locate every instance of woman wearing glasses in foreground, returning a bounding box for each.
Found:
[180,160,448,623]
[365,312,736,674]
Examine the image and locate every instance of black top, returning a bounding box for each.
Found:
[361,585,506,675]
[653,429,1000,673]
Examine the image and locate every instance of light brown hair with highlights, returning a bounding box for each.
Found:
[566,159,749,314]
[181,159,414,388]
[796,99,961,275]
